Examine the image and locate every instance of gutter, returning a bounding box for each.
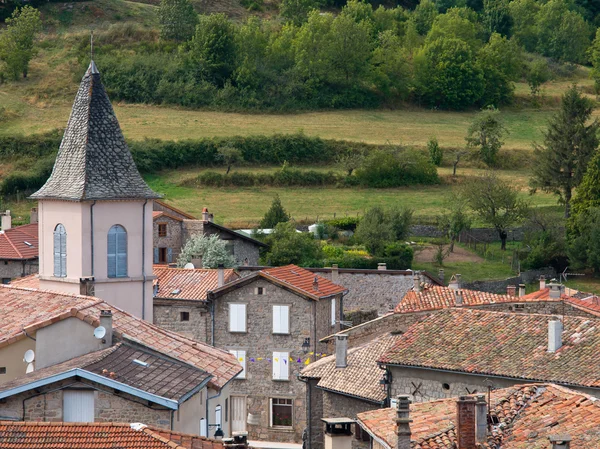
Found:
[313,384,385,406]
[298,375,311,449]
[142,199,148,320]
[179,375,213,404]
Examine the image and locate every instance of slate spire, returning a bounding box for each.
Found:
[30,61,160,201]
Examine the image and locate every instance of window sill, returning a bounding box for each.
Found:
[269,427,294,432]
[272,333,291,336]
[229,331,247,334]
[272,379,290,382]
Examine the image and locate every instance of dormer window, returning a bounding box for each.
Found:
[53,224,67,278]
[108,225,127,278]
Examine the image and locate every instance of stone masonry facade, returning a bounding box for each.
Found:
[213,278,342,443]
[323,391,376,449]
[0,380,171,427]
[154,215,184,264]
[1,260,38,283]
[153,299,210,343]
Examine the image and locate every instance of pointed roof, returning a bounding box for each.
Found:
[30,62,160,201]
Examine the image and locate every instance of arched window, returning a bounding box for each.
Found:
[53,224,67,278]
[108,225,127,278]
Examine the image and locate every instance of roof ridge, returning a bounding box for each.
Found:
[2,229,23,259]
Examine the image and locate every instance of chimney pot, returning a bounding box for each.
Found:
[506,285,517,297]
[335,334,348,368]
[438,269,444,283]
[377,263,387,271]
[395,395,412,449]
[331,264,339,284]
[548,318,563,353]
[548,434,571,449]
[475,395,487,443]
[540,275,546,290]
[99,310,113,349]
[1,210,11,231]
[202,208,210,222]
[456,396,477,449]
[413,274,421,293]
[518,284,526,297]
[454,289,463,305]
[549,281,562,299]
[29,208,38,224]
[217,264,225,288]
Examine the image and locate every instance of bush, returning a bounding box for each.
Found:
[428,137,443,166]
[325,251,413,269]
[355,149,439,188]
[325,216,360,231]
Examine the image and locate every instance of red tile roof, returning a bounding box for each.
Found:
[261,265,347,300]
[154,266,238,301]
[356,384,600,449]
[0,286,241,389]
[0,223,38,260]
[0,422,223,449]
[7,274,39,289]
[379,308,600,388]
[153,210,184,222]
[155,199,197,219]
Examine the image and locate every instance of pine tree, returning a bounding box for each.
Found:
[530,85,599,218]
[260,195,290,228]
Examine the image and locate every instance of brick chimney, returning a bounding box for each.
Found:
[518,284,526,297]
[456,396,477,449]
[540,275,546,290]
[1,210,11,231]
[29,208,38,224]
[548,317,563,353]
[202,207,210,222]
[331,264,339,284]
[548,435,571,449]
[99,310,113,349]
[438,269,444,283]
[217,264,225,288]
[394,395,412,449]
[506,285,516,297]
[413,274,421,293]
[335,334,348,368]
[475,395,487,443]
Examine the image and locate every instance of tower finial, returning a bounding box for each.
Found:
[90,30,94,61]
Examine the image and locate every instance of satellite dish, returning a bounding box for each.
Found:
[26,362,34,374]
[94,326,106,339]
[23,349,35,363]
[184,262,195,270]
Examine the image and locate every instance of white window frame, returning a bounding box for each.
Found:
[200,418,207,437]
[269,397,293,429]
[331,297,336,326]
[229,303,247,333]
[229,349,247,379]
[272,351,289,381]
[272,305,290,335]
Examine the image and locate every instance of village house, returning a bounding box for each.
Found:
[0,285,241,438]
[206,264,348,443]
[0,216,38,284]
[153,203,266,267]
[356,383,600,448]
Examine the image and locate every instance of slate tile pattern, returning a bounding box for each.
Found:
[0,285,241,389]
[0,224,38,260]
[154,266,239,301]
[357,384,600,449]
[301,333,402,403]
[0,421,223,449]
[379,308,600,388]
[30,62,160,201]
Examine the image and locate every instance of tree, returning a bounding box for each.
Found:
[526,57,550,98]
[414,38,484,110]
[571,150,600,219]
[388,206,414,241]
[279,0,319,26]
[590,28,600,93]
[465,106,507,167]
[0,6,42,80]
[176,234,236,268]
[437,193,471,252]
[354,206,394,255]
[217,145,243,174]
[234,17,271,88]
[371,30,410,99]
[520,208,566,270]
[326,14,373,84]
[293,11,334,82]
[530,85,599,218]
[262,222,323,266]
[412,0,438,35]
[336,150,365,176]
[189,13,237,86]
[425,7,484,51]
[260,195,290,228]
[462,172,529,250]
[567,207,600,271]
[482,0,512,37]
[428,137,443,166]
[477,33,522,106]
[158,0,198,42]
[508,0,540,52]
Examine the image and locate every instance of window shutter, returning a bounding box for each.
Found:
[272,352,280,380]
[53,230,61,277]
[116,229,127,277]
[60,232,66,277]
[230,304,246,332]
[167,248,173,263]
[280,351,289,380]
[153,248,159,264]
[273,306,289,334]
[273,306,281,334]
[200,419,207,437]
[331,298,336,326]
[229,350,246,379]
[108,230,117,278]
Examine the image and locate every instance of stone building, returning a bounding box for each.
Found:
[356,383,600,449]
[153,204,266,267]
[0,220,38,284]
[206,265,348,443]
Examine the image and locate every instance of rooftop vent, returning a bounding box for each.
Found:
[132,359,149,367]
[24,241,33,247]
[171,288,182,295]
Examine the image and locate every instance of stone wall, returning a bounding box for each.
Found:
[322,391,378,449]
[213,278,340,443]
[203,225,260,267]
[463,268,557,293]
[153,299,210,343]
[307,379,324,449]
[153,216,184,263]
[1,260,38,282]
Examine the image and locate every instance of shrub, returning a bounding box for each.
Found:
[355,149,439,188]
[325,216,360,231]
[428,137,443,166]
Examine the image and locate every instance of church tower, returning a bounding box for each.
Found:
[30,61,160,321]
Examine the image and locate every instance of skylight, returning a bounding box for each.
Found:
[132,359,149,367]
[24,241,33,247]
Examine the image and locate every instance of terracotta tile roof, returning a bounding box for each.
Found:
[153,210,184,222]
[261,265,347,300]
[379,308,600,388]
[8,274,39,288]
[155,199,197,220]
[154,266,239,301]
[300,333,401,403]
[0,342,212,402]
[0,422,223,449]
[356,384,600,449]
[0,223,38,260]
[0,286,241,389]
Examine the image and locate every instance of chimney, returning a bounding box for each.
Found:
[549,281,562,299]
[224,432,249,449]
[377,263,387,271]
[540,275,546,290]
[99,310,113,349]
[413,274,421,293]
[506,285,517,297]
[454,289,463,305]
[438,269,444,283]
[548,317,563,353]
[449,274,461,291]
[475,395,487,443]
[335,334,348,368]
[202,207,210,222]
[313,276,319,291]
[1,210,11,231]
[456,396,477,449]
[331,264,339,284]
[548,435,571,449]
[395,395,412,449]
[209,213,214,222]
[322,418,354,449]
[518,283,526,297]
[29,208,38,224]
[217,264,225,288]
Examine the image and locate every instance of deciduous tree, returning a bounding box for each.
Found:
[158,0,198,42]
[177,234,236,268]
[465,106,507,167]
[217,145,243,174]
[0,6,42,80]
[262,222,323,266]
